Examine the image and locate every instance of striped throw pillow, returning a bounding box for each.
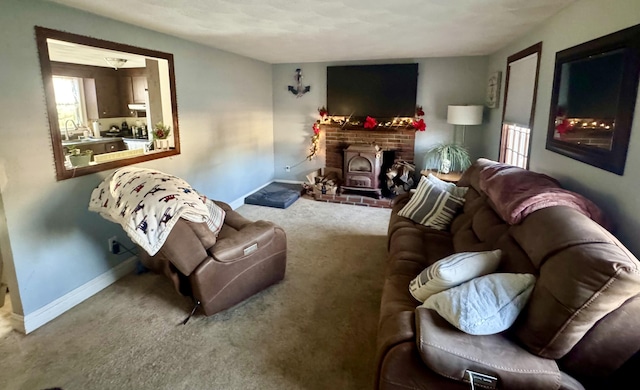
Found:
[409,249,503,302]
[398,176,465,230]
[425,173,469,198]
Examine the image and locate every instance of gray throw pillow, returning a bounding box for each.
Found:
[425,173,469,198]
[398,176,465,230]
[422,273,536,335]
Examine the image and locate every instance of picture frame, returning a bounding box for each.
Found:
[486,71,502,108]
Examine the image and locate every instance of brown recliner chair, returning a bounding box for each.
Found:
[138,200,287,318]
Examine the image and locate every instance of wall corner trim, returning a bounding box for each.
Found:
[11,256,138,334]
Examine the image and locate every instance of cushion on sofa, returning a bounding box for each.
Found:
[425,173,469,198]
[409,249,502,303]
[398,176,465,231]
[422,273,535,335]
[415,307,564,390]
[509,207,640,359]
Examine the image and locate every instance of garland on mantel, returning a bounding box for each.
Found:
[306,105,426,160]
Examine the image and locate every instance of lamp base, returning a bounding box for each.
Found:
[453,125,467,145]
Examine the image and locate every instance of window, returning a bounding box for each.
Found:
[499,43,542,169]
[52,76,87,135]
[501,123,530,168]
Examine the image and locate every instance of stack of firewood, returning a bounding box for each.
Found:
[304,169,341,196]
[386,160,415,196]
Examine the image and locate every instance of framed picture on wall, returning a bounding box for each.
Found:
[486,71,502,108]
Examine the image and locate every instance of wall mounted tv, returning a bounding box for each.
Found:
[326,63,418,119]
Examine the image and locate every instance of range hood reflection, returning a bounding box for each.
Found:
[128,103,146,111]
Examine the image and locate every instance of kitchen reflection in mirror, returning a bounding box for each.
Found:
[35,27,180,180]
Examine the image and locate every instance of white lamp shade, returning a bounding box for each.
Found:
[447,105,483,125]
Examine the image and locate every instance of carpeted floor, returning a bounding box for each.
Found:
[0,197,391,390]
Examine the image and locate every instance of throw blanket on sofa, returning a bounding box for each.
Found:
[479,163,609,229]
[88,167,225,256]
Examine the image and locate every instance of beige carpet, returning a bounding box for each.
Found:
[0,197,391,390]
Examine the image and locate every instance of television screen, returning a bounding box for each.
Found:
[327,64,418,118]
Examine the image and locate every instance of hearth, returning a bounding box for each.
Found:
[341,144,383,198]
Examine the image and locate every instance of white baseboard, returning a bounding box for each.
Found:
[11,256,138,334]
[274,179,305,185]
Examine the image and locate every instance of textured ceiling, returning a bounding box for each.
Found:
[49,0,576,64]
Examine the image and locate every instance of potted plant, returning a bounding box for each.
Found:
[152,122,171,150]
[424,143,471,174]
[66,145,93,167]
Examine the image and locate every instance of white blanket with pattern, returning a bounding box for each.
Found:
[88,167,225,256]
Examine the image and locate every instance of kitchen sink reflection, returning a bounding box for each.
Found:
[62,137,121,146]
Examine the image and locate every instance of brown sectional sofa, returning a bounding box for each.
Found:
[376,158,640,389]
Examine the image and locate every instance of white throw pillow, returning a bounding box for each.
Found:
[422,273,536,335]
[409,250,502,302]
[425,173,469,198]
[398,177,465,230]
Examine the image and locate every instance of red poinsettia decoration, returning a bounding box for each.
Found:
[555,119,573,134]
[312,121,320,135]
[364,116,378,129]
[411,105,426,131]
[318,106,328,118]
[413,118,426,131]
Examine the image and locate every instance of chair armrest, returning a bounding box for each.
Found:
[415,307,567,390]
[211,220,280,263]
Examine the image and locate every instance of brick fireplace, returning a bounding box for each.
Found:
[322,124,416,172]
[314,124,416,204]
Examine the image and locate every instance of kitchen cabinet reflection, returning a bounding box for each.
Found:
[35,26,180,180]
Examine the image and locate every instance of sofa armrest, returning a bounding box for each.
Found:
[211,220,280,263]
[415,307,569,390]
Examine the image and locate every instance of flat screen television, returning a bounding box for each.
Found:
[326,63,418,119]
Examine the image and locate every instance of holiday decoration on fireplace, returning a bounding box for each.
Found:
[364,116,378,129]
[307,106,327,160]
[413,105,426,131]
[318,105,427,131]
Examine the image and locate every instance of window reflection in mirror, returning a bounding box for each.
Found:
[35,27,180,180]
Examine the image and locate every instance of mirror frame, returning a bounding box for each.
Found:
[545,23,640,176]
[35,26,181,180]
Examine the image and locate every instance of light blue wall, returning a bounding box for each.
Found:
[482,0,640,256]
[0,0,274,316]
[273,57,489,182]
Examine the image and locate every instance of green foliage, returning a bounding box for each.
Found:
[153,122,171,140]
[424,143,471,173]
[66,145,93,156]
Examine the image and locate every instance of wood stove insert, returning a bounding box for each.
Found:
[341,144,383,198]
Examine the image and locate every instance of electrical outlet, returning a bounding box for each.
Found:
[285,165,291,172]
[108,236,119,254]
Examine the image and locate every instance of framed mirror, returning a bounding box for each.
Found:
[35,27,181,180]
[546,23,640,175]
